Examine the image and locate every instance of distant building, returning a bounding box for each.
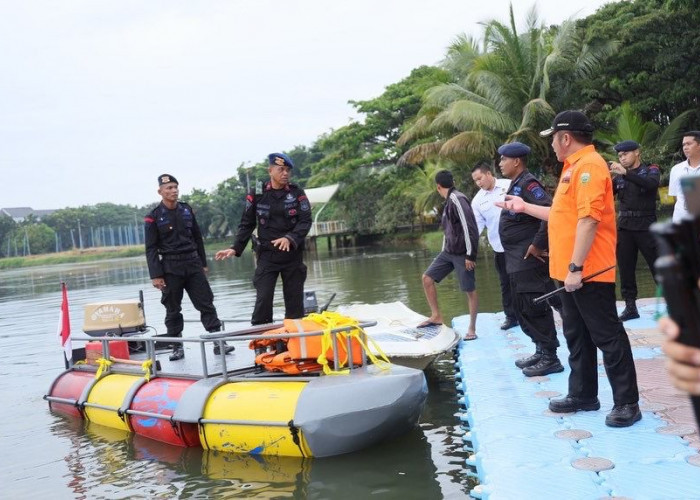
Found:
[1,207,55,223]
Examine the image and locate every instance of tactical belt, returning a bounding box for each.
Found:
[619,210,655,217]
[162,251,199,261]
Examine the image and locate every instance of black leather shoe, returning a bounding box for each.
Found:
[500,318,518,330]
[549,395,600,413]
[619,301,640,321]
[605,403,642,427]
[522,355,564,377]
[169,345,185,361]
[515,351,542,369]
[213,342,235,355]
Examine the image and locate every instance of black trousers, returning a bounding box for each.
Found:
[558,281,639,405]
[495,251,516,321]
[252,257,307,325]
[509,267,559,351]
[617,228,658,301]
[161,260,220,336]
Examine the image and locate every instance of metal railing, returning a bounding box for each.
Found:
[309,220,348,237]
[61,320,377,382]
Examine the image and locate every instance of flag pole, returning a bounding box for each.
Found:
[59,281,73,369]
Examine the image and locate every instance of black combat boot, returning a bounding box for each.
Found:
[500,317,518,330]
[515,345,542,369]
[522,350,564,377]
[213,342,235,355]
[169,344,185,361]
[618,300,639,321]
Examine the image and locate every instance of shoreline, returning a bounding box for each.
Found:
[0,233,440,270]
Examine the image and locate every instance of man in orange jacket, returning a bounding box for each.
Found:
[496,110,641,428]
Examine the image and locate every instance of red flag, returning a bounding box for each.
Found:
[58,282,72,363]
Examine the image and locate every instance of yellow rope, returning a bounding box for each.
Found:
[305,311,391,375]
[95,357,113,379]
[141,359,153,381]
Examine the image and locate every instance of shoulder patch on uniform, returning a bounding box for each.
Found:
[297,194,310,211]
[581,173,591,184]
[648,164,660,172]
[526,181,546,200]
[144,216,154,224]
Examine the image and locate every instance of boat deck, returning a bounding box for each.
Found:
[452,299,700,499]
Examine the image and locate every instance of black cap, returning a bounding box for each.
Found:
[498,141,531,158]
[268,153,294,169]
[613,140,640,152]
[158,174,178,186]
[540,110,594,137]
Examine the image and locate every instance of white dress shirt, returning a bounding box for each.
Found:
[668,160,700,222]
[471,178,511,252]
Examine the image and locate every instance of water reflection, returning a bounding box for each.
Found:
[1,247,655,499]
[52,414,444,499]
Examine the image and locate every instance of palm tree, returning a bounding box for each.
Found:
[596,101,693,158]
[398,3,617,167]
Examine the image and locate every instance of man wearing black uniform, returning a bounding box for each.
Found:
[498,142,563,376]
[609,140,660,321]
[215,153,312,325]
[145,174,234,361]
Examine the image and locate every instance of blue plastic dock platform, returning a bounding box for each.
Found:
[452,302,700,499]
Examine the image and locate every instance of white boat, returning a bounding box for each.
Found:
[337,302,460,370]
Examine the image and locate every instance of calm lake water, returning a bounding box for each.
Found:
[0,244,656,499]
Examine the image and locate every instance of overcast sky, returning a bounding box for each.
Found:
[0,0,612,210]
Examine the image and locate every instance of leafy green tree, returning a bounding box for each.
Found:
[6,223,55,255]
[0,214,17,257]
[595,101,693,185]
[181,188,215,238]
[210,177,247,239]
[398,4,616,172]
[306,66,451,187]
[579,0,700,126]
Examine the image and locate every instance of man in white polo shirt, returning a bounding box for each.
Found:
[470,161,517,330]
[669,131,700,223]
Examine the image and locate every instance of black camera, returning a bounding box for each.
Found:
[651,175,700,424]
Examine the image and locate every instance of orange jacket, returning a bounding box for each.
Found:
[548,145,617,282]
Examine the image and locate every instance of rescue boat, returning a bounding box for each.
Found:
[45,307,428,458]
[337,302,461,370]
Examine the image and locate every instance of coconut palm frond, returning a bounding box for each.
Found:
[439,131,495,159]
[432,100,515,135]
[424,83,474,109]
[519,98,555,132]
[397,141,445,167]
[657,109,696,147]
[397,114,438,147]
[442,34,482,78]
[572,39,619,80]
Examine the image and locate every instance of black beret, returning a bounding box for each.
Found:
[613,140,640,152]
[158,174,178,186]
[540,110,594,137]
[498,141,531,158]
[268,152,294,169]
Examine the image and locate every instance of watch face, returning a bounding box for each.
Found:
[569,263,582,272]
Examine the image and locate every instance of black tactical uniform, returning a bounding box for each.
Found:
[612,163,660,319]
[231,181,312,325]
[145,199,228,359]
[499,170,561,374]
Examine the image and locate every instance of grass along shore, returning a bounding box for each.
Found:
[0,246,147,269]
[0,235,444,270]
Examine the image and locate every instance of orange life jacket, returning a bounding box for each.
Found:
[249,317,364,375]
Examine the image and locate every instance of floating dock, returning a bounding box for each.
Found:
[452,299,700,499]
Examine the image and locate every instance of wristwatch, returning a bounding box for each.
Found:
[568,262,583,273]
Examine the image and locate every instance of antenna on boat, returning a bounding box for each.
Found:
[320,293,336,313]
